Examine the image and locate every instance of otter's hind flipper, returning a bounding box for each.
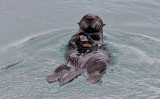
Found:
[85,60,106,84]
[87,71,102,84]
[60,70,81,86]
[46,65,70,83]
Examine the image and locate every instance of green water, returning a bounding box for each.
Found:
[0,0,160,99]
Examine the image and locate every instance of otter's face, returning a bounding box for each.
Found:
[78,14,105,33]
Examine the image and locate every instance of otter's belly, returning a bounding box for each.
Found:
[78,50,111,68]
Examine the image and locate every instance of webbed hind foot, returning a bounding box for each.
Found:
[60,70,82,86]
[87,71,102,84]
[46,65,70,83]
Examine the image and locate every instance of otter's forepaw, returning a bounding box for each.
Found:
[87,72,102,84]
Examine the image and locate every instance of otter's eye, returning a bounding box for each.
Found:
[90,35,100,41]
[96,16,99,19]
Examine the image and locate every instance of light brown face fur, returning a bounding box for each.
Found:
[78,14,105,33]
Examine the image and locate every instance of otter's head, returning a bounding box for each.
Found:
[78,14,105,33]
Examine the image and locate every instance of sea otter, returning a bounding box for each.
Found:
[46,14,111,86]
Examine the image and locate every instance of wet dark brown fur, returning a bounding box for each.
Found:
[74,13,105,40]
[46,14,111,86]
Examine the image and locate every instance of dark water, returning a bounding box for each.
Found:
[0,0,160,99]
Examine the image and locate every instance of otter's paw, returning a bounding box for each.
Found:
[87,72,102,84]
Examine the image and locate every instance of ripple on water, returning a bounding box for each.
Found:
[0,27,160,98]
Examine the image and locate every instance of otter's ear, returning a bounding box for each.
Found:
[103,24,106,26]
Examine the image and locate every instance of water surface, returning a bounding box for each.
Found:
[0,0,160,99]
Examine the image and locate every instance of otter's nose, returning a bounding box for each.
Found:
[86,15,95,21]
